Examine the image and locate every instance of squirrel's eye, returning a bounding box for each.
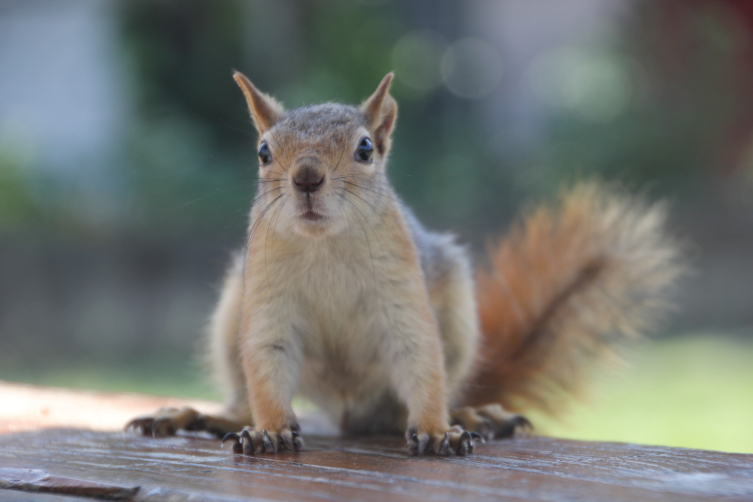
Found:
[355,137,373,163]
[258,141,272,165]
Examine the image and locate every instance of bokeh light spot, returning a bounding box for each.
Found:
[528,46,632,122]
[392,30,447,91]
[441,38,503,99]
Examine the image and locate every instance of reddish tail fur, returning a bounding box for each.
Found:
[465,182,684,413]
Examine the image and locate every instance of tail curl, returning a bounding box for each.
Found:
[464,182,684,413]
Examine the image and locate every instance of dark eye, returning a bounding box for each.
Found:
[355,137,373,163]
[258,141,272,165]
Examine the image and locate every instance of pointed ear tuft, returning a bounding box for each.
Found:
[233,71,284,134]
[360,72,398,156]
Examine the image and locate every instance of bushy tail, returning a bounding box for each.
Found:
[464,182,684,413]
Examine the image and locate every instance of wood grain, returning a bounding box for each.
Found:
[0,429,751,501]
[0,382,751,501]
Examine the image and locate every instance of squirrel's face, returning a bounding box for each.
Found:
[234,72,397,238]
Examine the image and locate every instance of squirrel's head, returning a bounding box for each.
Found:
[234,71,397,238]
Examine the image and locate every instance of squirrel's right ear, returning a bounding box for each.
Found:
[233,71,284,134]
[360,72,397,156]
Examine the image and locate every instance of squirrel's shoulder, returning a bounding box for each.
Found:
[400,204,472,282]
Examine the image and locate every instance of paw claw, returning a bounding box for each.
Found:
[221,432,239,444]
[221,432,243,454]
[151,418,175,438]
[517,415,534,432]
[408,433,430,456]
[262,429,276,453]
[480,418,495,440]
[436,432,451,456]
[125,417,155,436]
[456,430,473,456]
[291,431,304,452]
[407,433,419,456]
[281,434,293,451]
[223,427,301,455]
[240,429,256,455]
[470,431,485,443]
[451,404,534,441]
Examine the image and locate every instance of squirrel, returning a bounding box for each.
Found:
[126,72,683,456]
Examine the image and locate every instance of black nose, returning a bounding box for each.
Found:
[293,166,325,193]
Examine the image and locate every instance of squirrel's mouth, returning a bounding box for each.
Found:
[300,210,324,221]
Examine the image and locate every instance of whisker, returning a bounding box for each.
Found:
[337,187,397,256]
[332,148,346,174]
[333,172,448,194]
[248,193,286,246]
[333,192,351,233]
[243,192,286,281]
[336,192,377,287]
[338,186,394,269]
[250,186,284,208]
[219,118,254,135]
[265,195,287,287]
[163,182,264,211]
[331,174,398,192]
[236,176,288,182]
[338,180,402,204]
[339,187,389,231]
[264,168,288,177]
[164,188,226,211]
[237,176,286,305]
[268,132,291,173]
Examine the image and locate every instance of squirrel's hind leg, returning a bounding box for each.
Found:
[450,404,532,441]
[126,407,246,438]
[208,251,252,421]
[423,238,480,401]
[125,253,253,440]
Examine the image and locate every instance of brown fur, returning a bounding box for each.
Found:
[465,182,684,413]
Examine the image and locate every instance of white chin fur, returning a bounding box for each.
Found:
[293,214,350,238]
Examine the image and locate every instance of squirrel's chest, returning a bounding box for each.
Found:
[299,248,382,333]
[253,232,414,402]
[294,247,391,399]
[259,235,385,328]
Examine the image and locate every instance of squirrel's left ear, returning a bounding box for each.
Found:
[360,72,397,156]
[233,71,285,134]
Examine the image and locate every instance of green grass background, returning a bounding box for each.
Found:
[3,334,752,454]
[530,334,753,454]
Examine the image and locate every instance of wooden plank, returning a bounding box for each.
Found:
[0,429,751,501]
[0,488,93,501]
[1,382,752,501]
[0,467,139,499]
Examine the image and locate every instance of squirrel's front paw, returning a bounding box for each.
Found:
[405,425,482,456]
[222,425,303,455]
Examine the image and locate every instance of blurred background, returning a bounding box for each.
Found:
[1,0,752,453]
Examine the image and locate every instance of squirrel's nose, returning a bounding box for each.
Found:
[293,166,325,193]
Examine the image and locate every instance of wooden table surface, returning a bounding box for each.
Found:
[1,381,752,501]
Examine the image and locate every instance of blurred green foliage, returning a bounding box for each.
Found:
[111,0,751,247]
[2,0,749,244]
[0,159,39,228]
